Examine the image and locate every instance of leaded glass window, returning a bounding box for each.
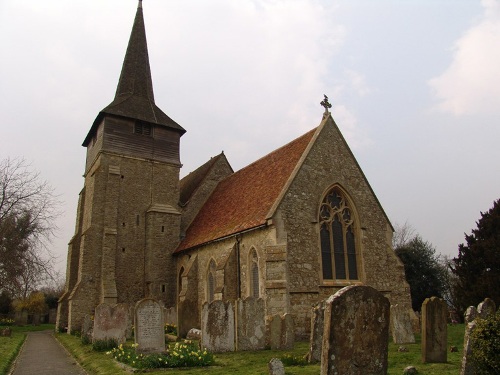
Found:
[319,187,359,281]
[207,260,216,303]
[250,250,260,298]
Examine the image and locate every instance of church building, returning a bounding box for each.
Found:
[57,1,411,339]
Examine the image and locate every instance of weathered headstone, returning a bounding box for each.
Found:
[477,298,496,319]
[268,358,285,375]
[81,314,93,343]
[164,306,177,326]
[236,297,265,351]
[201,300,235,353]
[461,298,497,375]
[321,285,390,375]
[390,304,415,344]
[93,303,128,344]
[308,300,326,363]
[269,313,294,350]
[0,328,12,337]
[460,320,477,375]
[178,299,199,338]
[464,306,477,324]
[421,297,447,363]
[403,366,418,375]
[134,298,165,354]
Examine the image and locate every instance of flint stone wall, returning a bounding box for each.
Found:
[320,285,390,375]
[93,303,128,344]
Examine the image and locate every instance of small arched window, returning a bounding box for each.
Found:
[178,266,184,298]
[319,187,359,281]
[207,260,216,303]
[249,249,260,298]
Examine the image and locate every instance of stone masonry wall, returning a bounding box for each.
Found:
[275,115,412,338]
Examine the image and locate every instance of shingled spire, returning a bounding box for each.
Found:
[83,1,184,146]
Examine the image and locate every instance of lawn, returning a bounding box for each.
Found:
[0,324,55,375]
[56,323,465,375]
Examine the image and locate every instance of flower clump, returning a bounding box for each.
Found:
[106,341,214,369]
[0,318,14,326]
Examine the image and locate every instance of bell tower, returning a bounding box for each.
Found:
[57,0,185,332]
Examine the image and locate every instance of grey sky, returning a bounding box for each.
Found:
[1,0,499,274]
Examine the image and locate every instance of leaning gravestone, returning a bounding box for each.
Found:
[235,297,265,351]
[201,300,235,353]
[93,303,129,344]
[134,298,165,354]
[321,285,390,375]
[464,306,477,324]
[390,304,415,344]
[421,297,447,363]
[308,300,326,363]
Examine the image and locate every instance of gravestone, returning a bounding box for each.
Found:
[320,285,390,375]
[464,306,477,324]
[93,303,128,344]
[308,300,326,363]
[164,306,177,326]
[268,358,285,375]
[269,313,294,350]
[201,300,235,353]
[477,298,496,319]
[461,298,497,375]
[81,314,93,343]
[390,304,415,344]
[134,298,165,354]
[421,297,447,363]
[235,297,265,351]
[178,299,199,338]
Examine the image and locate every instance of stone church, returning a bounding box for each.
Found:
[57,1,412,338]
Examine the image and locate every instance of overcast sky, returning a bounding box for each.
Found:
[1,0,499,275]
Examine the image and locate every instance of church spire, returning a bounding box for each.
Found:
[84,0,185,146]
[114,0,154,103]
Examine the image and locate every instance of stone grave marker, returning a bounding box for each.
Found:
[201,300,235,353]
[320,285,390,375]
[421,296,447,363]
[477,297,496,319]
[269,313,294,350]
[134,298,165,354]
[464,306,477,324]
[308,300,325,363]
[81,314,93,343]
[268,358,285,375]
[93,303,128,344]
[236,297,265,351]
[390,304,415,344]
[461,298,497,375]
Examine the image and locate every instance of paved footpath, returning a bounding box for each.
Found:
[9,330,87,375]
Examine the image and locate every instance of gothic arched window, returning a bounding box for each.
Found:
[249,249,260,298]
[207,260,216,303]
[319,187,359,281]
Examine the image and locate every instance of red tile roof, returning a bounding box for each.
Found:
[176,127,317,252]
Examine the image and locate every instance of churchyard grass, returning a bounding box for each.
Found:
[56,323,465,375]
[0,324,55,375]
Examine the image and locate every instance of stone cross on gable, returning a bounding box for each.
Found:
[320,95,332,114]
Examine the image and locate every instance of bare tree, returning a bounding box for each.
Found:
[0,157,61,298]
[392,221,416,249]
